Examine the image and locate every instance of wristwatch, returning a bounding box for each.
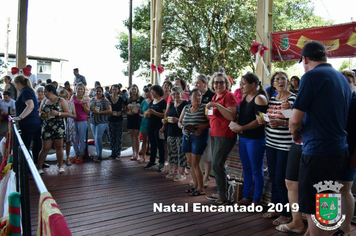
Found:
[58,112,62,117]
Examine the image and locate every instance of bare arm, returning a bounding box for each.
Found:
[289,108,305,143]
[178,106,186,129]
[207,102,237,121]
[70,102,77,119]
[50,98,70,118]
[14,99,35,121]
[101,104,112,115]
[152,109,165,118]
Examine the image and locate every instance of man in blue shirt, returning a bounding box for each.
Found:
[73,68,86,93]
[289,41,351,236]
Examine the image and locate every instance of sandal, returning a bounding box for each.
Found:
[214,199,228,206]
[185,187,195,193]
[275,224,303,233]
[262,212,279,219]
[237,198,252,206]
[137,158,145,163]
[130,157,137,161]
[273,216,291,226]
[70,158,77,163]
[66,159,72,166]
[189,190,206,196]
[76,158,83,164]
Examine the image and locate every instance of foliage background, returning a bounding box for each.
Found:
[117,0,330,83]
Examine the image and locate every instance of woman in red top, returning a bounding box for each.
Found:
[205,72,238,205]
[233,80,243,105]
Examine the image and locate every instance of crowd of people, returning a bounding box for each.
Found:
[2,42,356,235]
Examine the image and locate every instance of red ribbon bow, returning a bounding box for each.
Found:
[250,41,269,57]
[11,67,31,77]
[151,64,164,74]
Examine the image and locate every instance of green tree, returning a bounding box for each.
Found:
[115,32,150,76]
[117,0,329,82]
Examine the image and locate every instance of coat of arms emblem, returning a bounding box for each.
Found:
[279,34,290,51]
[311,181,346,230]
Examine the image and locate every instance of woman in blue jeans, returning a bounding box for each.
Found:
[257,71,296,226]
[90,86,112,162]
[230,73,268,205]
[70,83,90,164]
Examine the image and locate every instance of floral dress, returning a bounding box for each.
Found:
[41,98,66,140]
[65,101,76,142]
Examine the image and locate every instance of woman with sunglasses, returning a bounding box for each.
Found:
[205,72,238,205]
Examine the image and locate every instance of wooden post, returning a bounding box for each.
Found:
[150,0,156,84]
[4,18,10,74]
[154,0,163,85]
[150,0,163,85]
[128,0,133,87]
[256,0,273,87]
[16,0,28,68]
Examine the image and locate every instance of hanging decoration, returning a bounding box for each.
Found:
[250,41,270,76]
[150,64,164,85]
[10,67,31,77]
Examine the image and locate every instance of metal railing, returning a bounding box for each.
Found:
[11,117,48,236]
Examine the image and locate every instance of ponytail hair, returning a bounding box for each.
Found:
[241,73,267,99]
[13,75,34,91]
[45,84,58,96]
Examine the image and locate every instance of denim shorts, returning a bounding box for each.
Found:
[181,129,208,155]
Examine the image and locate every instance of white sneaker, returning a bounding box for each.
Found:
[166,170,177,179]
[59,167,65,174]
[115,157,121,160]
[174,174,186,182]
[38,169,44,175]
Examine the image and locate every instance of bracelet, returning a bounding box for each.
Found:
[284,120,287,127]
[19,116,23,120]
[291,132,299,135]
[58,112,62,117]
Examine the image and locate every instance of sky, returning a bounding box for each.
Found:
[0,0,355,89]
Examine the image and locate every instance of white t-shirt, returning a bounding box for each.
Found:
[28,74,37,88]
[0,99,15,115]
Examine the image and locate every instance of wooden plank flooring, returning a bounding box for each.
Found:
[28,155,355,236]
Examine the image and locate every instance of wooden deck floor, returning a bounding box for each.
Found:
[28,155,355,236]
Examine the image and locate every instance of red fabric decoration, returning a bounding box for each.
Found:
[151,64,164,74]
[86,139,95,145]
[11,67,31,77]
[250,41,269,57]
[49,214,72,236]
